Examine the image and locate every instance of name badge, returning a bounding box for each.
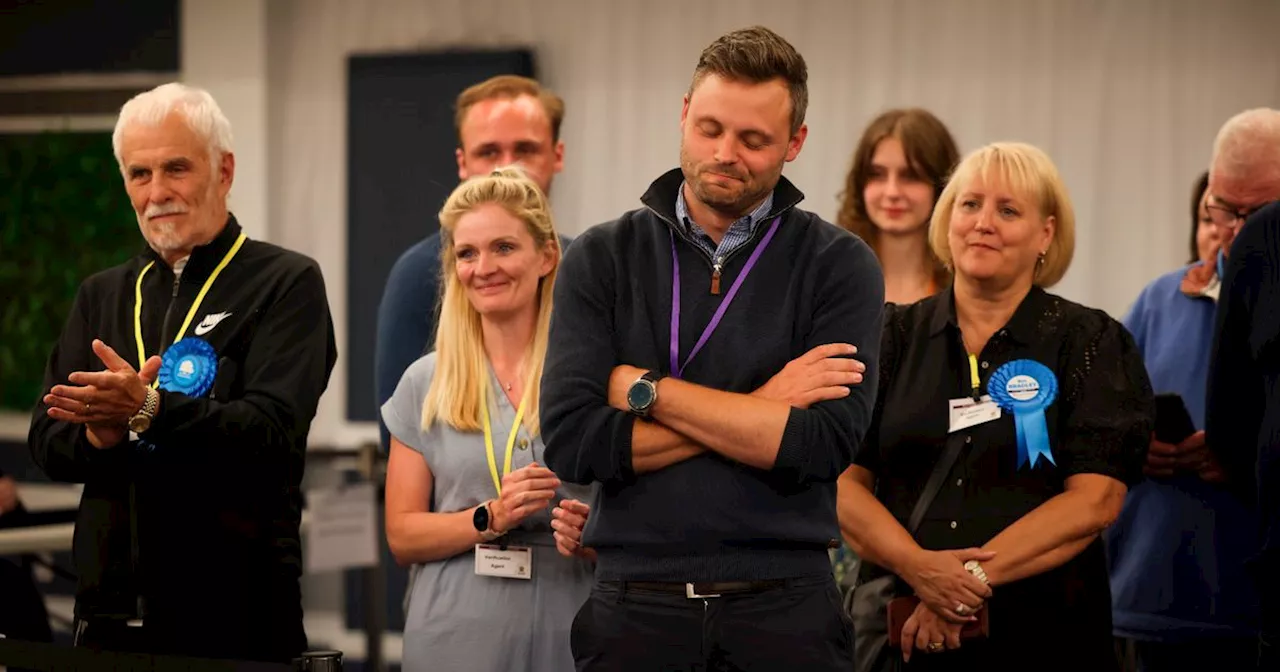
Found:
[949,395,1001,433]
[474,544,532,580]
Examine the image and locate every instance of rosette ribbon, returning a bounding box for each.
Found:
[158,337,218,397]
[988,359,1058,469]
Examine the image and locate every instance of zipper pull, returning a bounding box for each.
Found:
[711,259,723,295]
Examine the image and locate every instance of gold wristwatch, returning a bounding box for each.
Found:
[128,388,160,433]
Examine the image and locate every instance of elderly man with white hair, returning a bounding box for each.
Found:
[1205,107,1280,670]
[27,82,337,663]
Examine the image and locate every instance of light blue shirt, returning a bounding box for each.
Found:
[1105,263,1259,640]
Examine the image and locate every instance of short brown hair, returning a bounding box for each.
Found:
[454,75,566,145]
[836,108,959,289]
[689,26,808,135]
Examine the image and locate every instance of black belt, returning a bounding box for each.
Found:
[615,579,787,598]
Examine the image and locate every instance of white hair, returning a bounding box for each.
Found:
[1210,108,1280,182]
[112,82,234,172]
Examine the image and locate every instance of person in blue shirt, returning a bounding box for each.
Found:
[1107,171,1259,671]
[374,75,571,450]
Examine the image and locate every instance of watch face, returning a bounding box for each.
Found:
[128,416,151,433]
[627,381,656,411]
[473,503,490,532]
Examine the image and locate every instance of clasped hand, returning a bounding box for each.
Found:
[490,465,599,563]
[897,547,997,661]
[1145,431,1224,483]
[903,547,995,624]
[43,339,161,448]
[900,600,966,662]
[488,463,561,534]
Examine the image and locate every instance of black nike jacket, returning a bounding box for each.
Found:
[27,216,337,663]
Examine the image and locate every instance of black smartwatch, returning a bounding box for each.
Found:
[626,370,666,418]
[473,500,501,541]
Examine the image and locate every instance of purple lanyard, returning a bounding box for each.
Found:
[669,216,782,379]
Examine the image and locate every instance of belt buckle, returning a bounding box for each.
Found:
[685,582,721,599]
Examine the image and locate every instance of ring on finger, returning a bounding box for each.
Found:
[955,603,971,616]
[83,402,92,414]
[927,642,944,653]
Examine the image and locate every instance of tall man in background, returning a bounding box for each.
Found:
[374,75,570,448]
[1205,107,1280,670]
[28,83,337,663]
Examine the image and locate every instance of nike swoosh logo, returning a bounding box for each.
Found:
[193,311,232,336]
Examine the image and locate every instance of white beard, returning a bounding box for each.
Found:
[143,219,188,252]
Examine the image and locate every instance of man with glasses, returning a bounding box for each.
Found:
[1205,107,1280,670]
[1205,192,1270,253]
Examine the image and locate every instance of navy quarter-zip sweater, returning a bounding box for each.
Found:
[541,169,885,581]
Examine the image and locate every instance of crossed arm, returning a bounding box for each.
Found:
[605,346,866,474]
[548,345,869,560]
[539,231,885,488]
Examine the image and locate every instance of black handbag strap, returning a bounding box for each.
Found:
[905,431,968,536]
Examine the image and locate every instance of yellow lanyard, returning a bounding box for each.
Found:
[133,233,247,388]
[968,353,981,399]
[481,387,528,498]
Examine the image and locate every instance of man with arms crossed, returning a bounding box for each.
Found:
[542,26,882,671]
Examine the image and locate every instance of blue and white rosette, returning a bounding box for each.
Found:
[988,359,1058,469]
[158,337,218,397]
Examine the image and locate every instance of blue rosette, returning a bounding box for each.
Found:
[988,359,1058,469]
[158,337,218,397]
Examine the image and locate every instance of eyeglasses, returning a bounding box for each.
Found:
[1205,195,1265,229]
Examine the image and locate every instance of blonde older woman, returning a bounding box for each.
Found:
[381,167,595,672]
[838,142,1154,671]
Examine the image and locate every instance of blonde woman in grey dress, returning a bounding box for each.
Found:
[382,167,596,672]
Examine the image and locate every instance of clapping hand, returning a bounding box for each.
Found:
[44,339,161,448]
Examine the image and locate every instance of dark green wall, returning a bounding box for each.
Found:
[0,132,139,411]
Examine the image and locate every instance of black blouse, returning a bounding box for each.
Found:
[854,286,1154,669]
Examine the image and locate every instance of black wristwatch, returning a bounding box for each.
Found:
[626,370,666,418]
[473,500,501,541]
